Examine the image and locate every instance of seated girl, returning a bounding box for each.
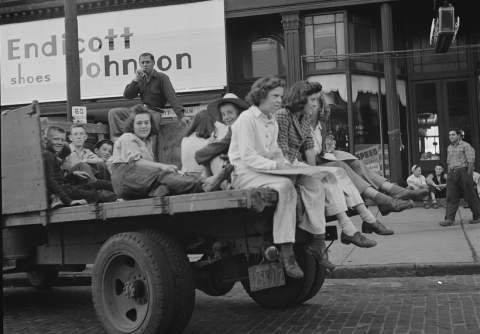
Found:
[180,109,227,177]
[110,105,226,199]
[407,165,430,207]
[277,81,389,248]
[194,93,250,190]
[426,164,447,208]
[309,83,422,215]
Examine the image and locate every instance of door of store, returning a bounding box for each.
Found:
[412,78,478,174]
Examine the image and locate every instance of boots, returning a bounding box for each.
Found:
[386,184,429,202]
[306,234,336,272]
[374,192,414,216]
[362,221,394,235]
[279,243,304,279]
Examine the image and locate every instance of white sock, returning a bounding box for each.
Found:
[356,204,377,224]
[337,212,358,236]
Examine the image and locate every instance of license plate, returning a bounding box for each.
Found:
[248,262,286,292]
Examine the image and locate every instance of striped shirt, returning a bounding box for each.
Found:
[447,140,475,170]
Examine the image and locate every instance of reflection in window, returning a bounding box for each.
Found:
[324,90,349,151]
[244,37,286,78]
[415,83,440,161]
[304,13,345,72]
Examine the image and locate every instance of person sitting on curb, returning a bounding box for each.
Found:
[43,126,116,208]
[426,164,447,209]
[110,104,229,200]
[277,80,388,248]
[407,165,430,208]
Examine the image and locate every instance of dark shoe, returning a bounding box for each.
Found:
[469,219,480,224]
[362,221,394,235]
[376,195,414,216]
[390,186,429,201]
[306,235,336,272]
[432,202,439,209]
[423,201,431,209]
[439,219,454,227]
[279,244,304,279]
[202,164,234,192]
[340,232,377,248]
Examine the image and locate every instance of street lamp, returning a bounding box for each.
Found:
[429,2,460,53]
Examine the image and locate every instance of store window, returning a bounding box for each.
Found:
[349,14,381,72]
[304,13,345,72]
[243,37,286,78]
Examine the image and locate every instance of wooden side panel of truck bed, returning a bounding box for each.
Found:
[1,103,48,215]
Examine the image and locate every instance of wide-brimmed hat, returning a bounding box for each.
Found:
[207,93,250,121]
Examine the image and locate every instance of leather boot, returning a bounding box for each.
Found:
[279,244,304,279]
[374,192,414,216]
[306,235,336,272]
[340,232,377,248]
[387,184,429,202]
[362,221,394,235]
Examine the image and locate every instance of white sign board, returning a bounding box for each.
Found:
[72,106,87,123]
[0,0,227,106]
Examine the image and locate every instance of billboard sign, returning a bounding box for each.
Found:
[0,0,227,106]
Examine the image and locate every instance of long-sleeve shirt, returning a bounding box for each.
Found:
[124,70,184,119]
[447,140,476,170]
[275,108,314,163]
[195,127,232,166]
[228,105,286,171]
[44,150,73,205]
[111,133,155,164]
[64,144,102,170]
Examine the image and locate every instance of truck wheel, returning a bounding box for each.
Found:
[92,232,175,334]
[302,257,327,303]
[27,268,59,289]
[242,245,316,308]
[142,230,195,334]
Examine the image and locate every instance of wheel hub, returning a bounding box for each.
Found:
[123,278,146,302]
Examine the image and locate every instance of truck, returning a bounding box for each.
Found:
[2,102,336,334]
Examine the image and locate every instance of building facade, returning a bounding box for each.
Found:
[1,0,479,182]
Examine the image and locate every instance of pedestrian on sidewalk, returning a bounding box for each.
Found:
[439,129,480,226]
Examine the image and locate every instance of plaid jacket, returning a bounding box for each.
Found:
[275,108,314,163]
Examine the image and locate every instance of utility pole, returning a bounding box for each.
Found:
[64,0,81,122]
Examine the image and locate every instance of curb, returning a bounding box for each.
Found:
[4,262,480,287]
[328,262,480,279]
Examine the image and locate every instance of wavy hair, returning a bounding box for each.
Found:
[184,110,216,139]
[284,81,323,113]
[245,76,285,106]
[123,104,159,138]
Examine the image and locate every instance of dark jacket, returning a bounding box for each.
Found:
[43,145,72,205]
[195,128,232,166]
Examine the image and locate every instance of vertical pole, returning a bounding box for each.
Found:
[64,0,81,122]
[380,3,402,183]
[281,12,302,88]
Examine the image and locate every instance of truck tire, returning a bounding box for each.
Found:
[92,232,175,334]
[27,268,59,289]
[301,257,327,303]
[241,245,316,308]
[142,230,195,334]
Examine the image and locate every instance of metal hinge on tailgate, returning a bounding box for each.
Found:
[153,196,170,214]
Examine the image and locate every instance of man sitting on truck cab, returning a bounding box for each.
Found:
[43,126,116,207]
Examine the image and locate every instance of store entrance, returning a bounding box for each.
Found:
[412,78,478,173]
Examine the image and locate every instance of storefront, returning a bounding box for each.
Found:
[1,0,479,182]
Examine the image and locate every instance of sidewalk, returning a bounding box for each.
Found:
[328,205,480,278]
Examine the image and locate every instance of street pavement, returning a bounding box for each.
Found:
[3,275,480,334]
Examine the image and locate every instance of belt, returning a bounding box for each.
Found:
[143,104,165,113]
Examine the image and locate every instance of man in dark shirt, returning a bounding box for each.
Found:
[108,52,189,141]
[439,129,480,226]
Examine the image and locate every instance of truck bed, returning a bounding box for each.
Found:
[2,188,278,227]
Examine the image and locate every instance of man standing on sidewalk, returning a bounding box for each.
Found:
[108,52,190,142]
[439,129,480,226]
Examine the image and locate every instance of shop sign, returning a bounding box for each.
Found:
[0,0,226,106]
[71,106,87,123]
[355,144,384,175]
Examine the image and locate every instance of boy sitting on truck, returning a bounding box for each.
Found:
[64,124,111,183]
[94,139,114,173]
[44,126,116,207]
